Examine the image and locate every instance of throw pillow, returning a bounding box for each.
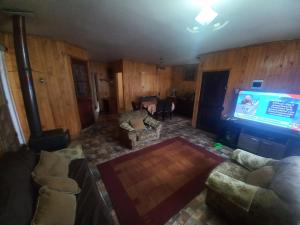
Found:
[246,166,275,188]
[33,176,81,194]
[130,118,145,130]
[56,145,85,162]
[31,187,76,225]
[32,151,69,178]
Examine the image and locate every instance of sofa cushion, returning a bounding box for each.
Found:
[56,145,85,162]
[246,166,274,188]
[31,186,76,225]
[33,176,81,194]
[32,151,69,178]
[119,110,148,124]
[0,148,38,225]
[130,118,145,130]
[136,129,157,141]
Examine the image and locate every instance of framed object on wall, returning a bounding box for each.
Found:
[184,64,197,81]
[251,80,264,89]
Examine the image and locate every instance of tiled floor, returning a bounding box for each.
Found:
[73,115,232,225]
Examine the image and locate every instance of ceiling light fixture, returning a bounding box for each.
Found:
[189,0,219,8]
[213,20,230,31]
[186,26,200,33]
[195,6,218,25]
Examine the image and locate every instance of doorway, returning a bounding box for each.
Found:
[197,70,230,133]
[71,58,94,129]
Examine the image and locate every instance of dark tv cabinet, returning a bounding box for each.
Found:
[218,118,300,159]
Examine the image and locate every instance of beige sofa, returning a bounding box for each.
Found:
[206,149,300,225]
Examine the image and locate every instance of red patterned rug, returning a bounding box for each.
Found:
[98,137,223,225]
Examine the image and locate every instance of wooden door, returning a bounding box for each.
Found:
[71,59,94,129]
[197,70,229,133]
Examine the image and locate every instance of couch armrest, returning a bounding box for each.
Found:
[119,127,137,149]
[127,130,137,141]
[156,124,162,137]
[144,116,161,129]
[69,159,113,225]
[231,149,277,171]
[120,122,135,132]
[206,170,258,211]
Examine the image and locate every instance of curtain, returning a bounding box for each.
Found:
[0,48,25,149]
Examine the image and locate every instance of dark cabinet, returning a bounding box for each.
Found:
[237,130,287,159]
[174,96,194,118]
[218,119,300,159]
[259,140,286,159]
[238,133,260,154]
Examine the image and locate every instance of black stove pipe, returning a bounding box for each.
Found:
[12,15,43,137]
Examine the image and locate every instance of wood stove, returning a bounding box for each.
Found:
[11,13,70,151]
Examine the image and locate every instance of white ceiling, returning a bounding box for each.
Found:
[1,0,300,65]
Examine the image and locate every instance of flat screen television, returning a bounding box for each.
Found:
[234,90,300,131]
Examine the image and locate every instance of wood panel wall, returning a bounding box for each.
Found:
[89,61,119,114]
[113,60,199,112]
[89,61,111,99]
[171,66,196,95]
[192,40,300,127]
[157,67,172,99]
[1,33,89,140]
[121,59,173,111]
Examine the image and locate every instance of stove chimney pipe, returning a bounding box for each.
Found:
[12,15,43,137]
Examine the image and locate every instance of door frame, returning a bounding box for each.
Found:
[70,57,95,129]
[196,69,230,131]
[192,67,231,127]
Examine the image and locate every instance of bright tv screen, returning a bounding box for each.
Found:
[234,90,300,131]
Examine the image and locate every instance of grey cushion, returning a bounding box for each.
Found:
[246,166,275,188]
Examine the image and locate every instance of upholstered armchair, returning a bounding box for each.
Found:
[118,110,162,149]
[205,149,300,225]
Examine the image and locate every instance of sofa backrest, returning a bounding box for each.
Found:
[271,156,300,207]
[119,110,148,124]
[0,148,38,225]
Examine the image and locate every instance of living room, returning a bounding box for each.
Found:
[0,1,300,225]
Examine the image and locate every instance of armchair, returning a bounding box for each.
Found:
[205,149,300,225]
[118,110,162,149]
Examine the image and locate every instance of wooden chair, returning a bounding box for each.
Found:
[154,100,165,121]
[164,99,173,120]
[131,101,140,111]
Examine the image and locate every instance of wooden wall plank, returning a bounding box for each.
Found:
[158,66,172,98]
[192,40,300,127]
[120,60,174,111]
[1,33,88,140]
[116,60,198,112]
[122,60,158,111]
[171,66,196,95]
